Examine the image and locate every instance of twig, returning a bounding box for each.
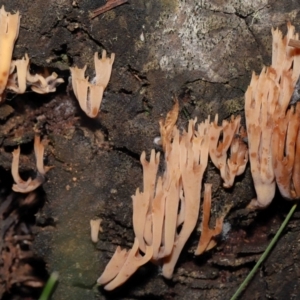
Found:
[288,39,300,49]
[91,0,128,19]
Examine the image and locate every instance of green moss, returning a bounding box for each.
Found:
[160,0,178,12]
[222,97,244,115]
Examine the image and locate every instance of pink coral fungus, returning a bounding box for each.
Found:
[70,50,115,118]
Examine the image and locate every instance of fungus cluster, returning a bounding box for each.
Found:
[98,23,300,290]
[98,102,247,289]
[245,23,300,208]
[0,6,63,103]
[0,6,58,194]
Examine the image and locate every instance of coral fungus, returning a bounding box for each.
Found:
[70,50,115,118]
[11,135,52,193]
[97,108,242,289]
[0,6,63,103]
[245,23,300,208]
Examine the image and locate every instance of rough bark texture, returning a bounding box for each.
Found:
[1,0,300,299]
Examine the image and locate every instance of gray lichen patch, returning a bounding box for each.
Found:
[147,0,265,82]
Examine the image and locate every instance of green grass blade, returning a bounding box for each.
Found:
[39,271,59,300]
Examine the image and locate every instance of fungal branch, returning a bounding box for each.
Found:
[0,6,20,102]
[195,183,224,255]
[209,114,248,188]
[11,135,52,193]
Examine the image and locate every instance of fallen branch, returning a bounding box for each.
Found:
[91,0,128,19]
